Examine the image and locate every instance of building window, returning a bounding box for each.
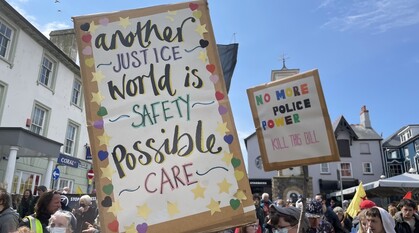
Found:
[55,178,73,193]
[71,79,82,107]
[0,19,14,60]
[404,160,411,172]
[38,55,56,89]
[388,164,403,177]
[0,81,6,123]
[404,147,410,158]
[337,140,351,157]
[388,150,399,159]
[340,163,352,177]
[320,163,329,174]
[415,140,419,153]
[31,103,50,135]
[362,162,373,174]
[360,143,370,154]
[12,171,42,195]
[64,122,79,155]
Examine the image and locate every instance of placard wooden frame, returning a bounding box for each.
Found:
[247,69,339,171]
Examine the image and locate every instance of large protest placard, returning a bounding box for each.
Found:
[73,1,255,232]
[247,69,339,171]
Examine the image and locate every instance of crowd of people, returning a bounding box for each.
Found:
[234,192,419,233]
[0,186,99,233]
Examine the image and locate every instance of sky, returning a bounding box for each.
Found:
[6,0,419,168]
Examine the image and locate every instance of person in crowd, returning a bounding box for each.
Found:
[234,222,259,233]
[19,190,62,233]
[356,209,368,233]
[387,202,398,218]
[253,194,265,232]
[29,185,47,215]
[18,189,33,219]
[342,200,349,211]
[82,215,100,233]
[61,187,70,194]
[0,187,20,233]
[263,204,309,233]
[333,206,351,233]
[12,226,32,233]
[315,194,344,233]
[365,206,395,233]
[48,210,77,233]
[276,199,286,207]
[394,198,419,233]
[261,193,273,217]
[306,200,334,233]
[351,199,376,232]
[73,195,97,233]
[330,198,340,209]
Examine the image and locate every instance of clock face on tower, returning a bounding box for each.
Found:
[255,156,262,170]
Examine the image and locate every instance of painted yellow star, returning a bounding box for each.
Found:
[100,164,115,179]
[195,24,208,36]
[92,70,105,83]
[216,122,229,135]
[137,203,152,219]
[124,223,136,233]
[191,183,206,199]
[206,198,221,215]
[198,50,207,63]
[218,178,232,194]
[221,152,233,165]
[167,201,180,218]
[234,189,248,201]
[91,91,104,105]
[107,199,123,214]
[97,133,111,146]
[89,21,99,33]
[119,17,131,29]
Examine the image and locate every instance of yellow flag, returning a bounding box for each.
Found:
[76,186,83,194]
[346,182,367,218]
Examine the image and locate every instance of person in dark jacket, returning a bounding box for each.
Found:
[29,185,47,215]
[253,194,265,231]
[0,187,20,233]
[72,195,97,233]
[18,189,33,219]
[19,190,62,233]
[395,199,419,233]
[315,194,345,233]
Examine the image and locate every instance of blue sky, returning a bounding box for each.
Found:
[7,0,419,167]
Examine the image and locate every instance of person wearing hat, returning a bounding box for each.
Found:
[365,207,395,233]
[264,204,309,233]
[306,200,334,233]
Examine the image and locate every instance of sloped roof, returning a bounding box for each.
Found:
[333,115,382,140]
[382,124,419,147]
[333,115,358,139]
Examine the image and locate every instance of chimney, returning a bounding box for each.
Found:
[49,29,77,62]
[360,105,371,128]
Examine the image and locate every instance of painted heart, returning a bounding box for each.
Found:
[99,17,109,26]
[235,170,245,181]
[98,150,109,161]
[82,46,92,55]
[199,39,209,48]
[97,106,108,116]
[193,10,202,19]
[85,58,94,67]
[206,64,215,73]
[189,3,199,11]
[229,199,241,210]
[231,157,241,168]
[80,23,90,31]
[107,219,119,232]
[101,196,112,207]
[103,184,114,195]
[136,223,148,233]
[209,74,219,84]
[93,120,104,129]
[218,105,227,115]
[224,134,234,144]
[215,91,224,101]
[82,34,92,43]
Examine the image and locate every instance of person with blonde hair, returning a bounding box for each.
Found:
[72,195,97,233]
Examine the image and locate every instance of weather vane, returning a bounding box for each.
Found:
[279,53,290,70]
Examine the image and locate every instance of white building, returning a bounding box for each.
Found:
[0,1,92,194]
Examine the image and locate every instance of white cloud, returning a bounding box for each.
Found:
[40,22,71,38]
[320,0,419,33]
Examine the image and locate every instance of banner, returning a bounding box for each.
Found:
[73,1,255,232]
[247,69,339,171]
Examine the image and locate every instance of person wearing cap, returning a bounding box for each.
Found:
[306,200,334,233]
[351,199,377,232]
[264,204,309,233]
[359,200,376,211]
[365,206,395,233]
[48,210,77,233]
[394,199,419,233]
[29,185,48,215]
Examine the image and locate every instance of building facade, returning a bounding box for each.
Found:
[382,125,419,177]
[0,1,92,195]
